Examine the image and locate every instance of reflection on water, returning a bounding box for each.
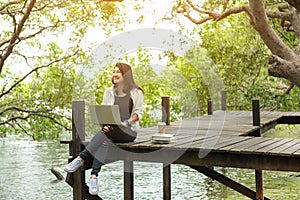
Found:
[0,131,300,200]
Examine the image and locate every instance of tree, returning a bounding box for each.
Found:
[0,0,124,139]
[172,0,300,88]
[199,12,300,111]
[3,0,299,138]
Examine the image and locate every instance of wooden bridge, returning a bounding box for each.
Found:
[63,98,300,200]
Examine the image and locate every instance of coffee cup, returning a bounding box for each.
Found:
[158,122,166,133]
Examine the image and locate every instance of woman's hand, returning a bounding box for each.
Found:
[102,125,112,132]
[121,120,131,127]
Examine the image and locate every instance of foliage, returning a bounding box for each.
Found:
[266,3,298,51]
[163,48,220,118]
[198,11,299,111]
[0,63,77,139]
[1,0,300,140]
[0,0,127,139]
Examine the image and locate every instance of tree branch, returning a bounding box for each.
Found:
[0,112,71,131]
[268,54,300,87]
[0,20,61,51]
[0,0,21,12]
[15,121,35,139]
[286,0,300,12]
[0,48,79,99]
[284,83,295,94]
[216,5,252,21]
[0,105,52,116]
[249,0,296,60]
[266,10,291,21]
[0,0,36,74]
[177,0,252,25]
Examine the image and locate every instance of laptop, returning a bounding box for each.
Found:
[90,105,122,125]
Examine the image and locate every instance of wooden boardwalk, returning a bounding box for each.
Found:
[109,111,300,172]
[65,100,300,200]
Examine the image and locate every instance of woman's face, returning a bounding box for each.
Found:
[112,67,124,84]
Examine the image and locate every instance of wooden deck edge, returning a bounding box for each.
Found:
[278,115,300,124]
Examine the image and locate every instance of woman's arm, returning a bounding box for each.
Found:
[101,88,114,105]
[128,113,139,124]
[123,89,144,127]
[131,89,144,121]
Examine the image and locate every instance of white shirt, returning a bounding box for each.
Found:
[101,87,144,131]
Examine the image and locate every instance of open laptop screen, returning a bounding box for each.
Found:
[90,105,122,125]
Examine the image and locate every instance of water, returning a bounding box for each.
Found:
[0,130,300,200]
[0,137,72,200]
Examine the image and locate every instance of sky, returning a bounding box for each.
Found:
[84,0,195,44]
[8,0,200,76]
[83,0,199,75]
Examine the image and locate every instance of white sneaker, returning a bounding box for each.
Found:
[64,157,84,173]
[89,176,99,195]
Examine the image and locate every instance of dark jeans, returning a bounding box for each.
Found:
[79,126,137,176]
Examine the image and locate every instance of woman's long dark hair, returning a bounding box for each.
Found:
[112,62,143,94]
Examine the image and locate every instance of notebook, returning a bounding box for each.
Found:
[90,105,122,125]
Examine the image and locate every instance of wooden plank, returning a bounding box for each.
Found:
[172,134,214,147]
[245,138,277,152]
[130,134,208,150]
[194,136,234,150]
[183,136,223,151]
[222,137,267,152]
[281,141,300,155]
[171,136,251,154]
[164,124,257,136]
[217,137,258,151]
[292,149,300,156]
[232,137,270,152]
[254,138,295,154]
[160,111,276,137]
[268,139,300,155]
[211,136,250,149]
[211,136,252,150]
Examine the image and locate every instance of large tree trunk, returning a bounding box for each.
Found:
[249,0,300,87]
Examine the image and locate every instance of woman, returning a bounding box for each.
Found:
[64,62,144,195]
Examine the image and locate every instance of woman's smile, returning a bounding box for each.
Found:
[112,67,124,84]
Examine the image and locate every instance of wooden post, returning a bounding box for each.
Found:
[208,100,213,115]
[252,99,260,127]
[221,90,227,111]
[255,169,264,200]
[163,165,171,200]
[251,100,261,137]
[162,97,170,125]
[124,161,134,200]
[162,97,171,199]
[252,99,264,199]
[72,101,85,200]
